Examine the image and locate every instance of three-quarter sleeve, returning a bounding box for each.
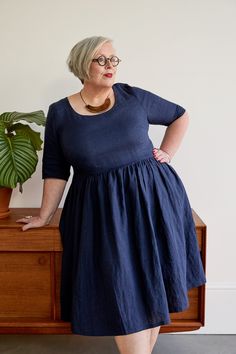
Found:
[42,104,71,181]
[130,85,186,126]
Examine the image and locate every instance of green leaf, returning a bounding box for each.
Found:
[0,121,5,132]
[0,132,38,190]
[10,123,43,151]
[0,110,46,127]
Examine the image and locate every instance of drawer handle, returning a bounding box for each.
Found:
[38,256,47,265]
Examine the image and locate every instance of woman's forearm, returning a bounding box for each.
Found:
[160,111,189,160]
[39,178,68,223]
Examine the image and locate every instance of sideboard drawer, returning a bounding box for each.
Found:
[0,252,51,318]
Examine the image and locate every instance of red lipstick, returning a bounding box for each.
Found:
[104,73,113,78]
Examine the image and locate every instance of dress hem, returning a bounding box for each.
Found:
[64,300,194,336]
[70,318,171,337]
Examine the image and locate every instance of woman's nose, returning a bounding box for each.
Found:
[105,58,112,68]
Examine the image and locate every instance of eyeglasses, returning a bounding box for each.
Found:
[92,55,122,67]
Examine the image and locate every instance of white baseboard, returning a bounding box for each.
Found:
[172,283,236,334]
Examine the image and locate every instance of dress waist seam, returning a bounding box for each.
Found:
[73,154,155,177]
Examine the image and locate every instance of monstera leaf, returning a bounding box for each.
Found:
[0,110,46,192]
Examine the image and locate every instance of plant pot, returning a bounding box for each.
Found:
[0,187,13,219]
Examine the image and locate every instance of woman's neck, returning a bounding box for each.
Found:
[81,83,113,104]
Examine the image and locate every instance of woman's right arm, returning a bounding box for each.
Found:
[16,178,67,231]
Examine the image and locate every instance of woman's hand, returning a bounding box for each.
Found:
[16,215,50,231]
[152,147,171,163]
[16,178,67,232]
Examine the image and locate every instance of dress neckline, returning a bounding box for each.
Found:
[65,83,119,118]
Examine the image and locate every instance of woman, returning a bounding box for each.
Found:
[16,36,206,354]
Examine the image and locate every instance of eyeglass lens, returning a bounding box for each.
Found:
[97,56,120,66]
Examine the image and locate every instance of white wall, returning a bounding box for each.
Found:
[1,0,235,334]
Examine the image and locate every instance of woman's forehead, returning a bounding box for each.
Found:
[96,42,116,56]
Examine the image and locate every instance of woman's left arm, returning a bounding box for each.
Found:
[153,111,189,163]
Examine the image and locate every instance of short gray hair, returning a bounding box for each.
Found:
[67,36,113,84]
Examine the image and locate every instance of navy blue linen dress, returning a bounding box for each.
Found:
[42,82,206,336]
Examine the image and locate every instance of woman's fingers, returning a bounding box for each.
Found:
[16,216,37,224]
[21,221,39,231]
[152,147,170,163]
[16,216,48,231]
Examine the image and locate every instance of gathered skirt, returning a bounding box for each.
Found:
[59,155,206,336]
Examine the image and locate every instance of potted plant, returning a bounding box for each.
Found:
[0,110,46,218]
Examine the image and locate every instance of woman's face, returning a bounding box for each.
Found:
[86,42,118,88]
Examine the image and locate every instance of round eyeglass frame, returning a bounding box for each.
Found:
[92,55,122,67]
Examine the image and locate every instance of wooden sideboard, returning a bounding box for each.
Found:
[0,208,206,334]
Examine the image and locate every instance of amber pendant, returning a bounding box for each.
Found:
[85,97,111,113]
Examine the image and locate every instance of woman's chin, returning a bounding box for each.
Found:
[100,81,115,88]
[86,79,115,89]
